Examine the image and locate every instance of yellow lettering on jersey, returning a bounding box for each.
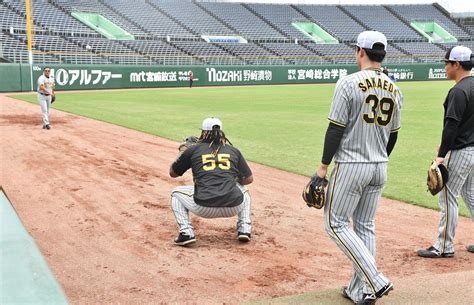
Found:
[218,154,231,170]
[376,78,383,89]
[201,153,231,171]
[371,77,377,87]
[202,154,216,171]
[365,79,373,90]
[359,77,397,96]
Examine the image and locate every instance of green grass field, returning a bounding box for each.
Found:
[11,81,469,216]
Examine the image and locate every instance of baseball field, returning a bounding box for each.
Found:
[2,81,473,304]
[10,81,469,216]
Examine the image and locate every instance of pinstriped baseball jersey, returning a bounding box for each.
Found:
[328,69,403,163]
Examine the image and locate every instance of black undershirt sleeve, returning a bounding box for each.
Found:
[171,148,193,176]
[236,149,252,178]
[321,123,345,165]
[322,123,399,164]
[438,118,460,158]
[386,131,398,157]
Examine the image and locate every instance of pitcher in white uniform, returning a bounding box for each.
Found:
[37,67,55,130]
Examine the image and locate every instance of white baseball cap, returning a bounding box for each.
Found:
[446,46,472,62]
[202,117,222,131]
[356,31,387,51]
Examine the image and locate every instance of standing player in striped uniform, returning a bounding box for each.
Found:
[312,31,403,304]
[169,117,253,246]
[418,46,474,258]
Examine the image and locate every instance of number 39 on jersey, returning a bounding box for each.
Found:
[362,94,395,126]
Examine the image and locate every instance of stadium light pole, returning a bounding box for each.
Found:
[25,0,34,91]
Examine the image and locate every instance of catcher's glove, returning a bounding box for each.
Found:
[51,95,56,103]
[427,161,449,195]
[302,175,329,209]
[178,136,198,152]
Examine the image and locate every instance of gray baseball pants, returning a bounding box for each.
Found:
[324,162,390,302]
[171,184,251,237]
[434,146,474,254]
[37,93,52,126]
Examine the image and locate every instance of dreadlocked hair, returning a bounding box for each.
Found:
[198,126,232,155]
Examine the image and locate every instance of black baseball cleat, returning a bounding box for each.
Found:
[174,233,196,246]
[356,282,393,305]
[417,246,454,258]
[45,124,51,130]
[357,293,376,305]
[237,232,251,242]
[341,286,351,300]
[466,245,474,253]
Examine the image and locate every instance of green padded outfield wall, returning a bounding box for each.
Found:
[0,64,23,92]
[0,63,448,92]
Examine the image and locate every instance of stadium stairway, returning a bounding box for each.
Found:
[215,44,250,65]
[383,5,425,42]
[115,39,159,64]
[290,5,337,42]
[388,42,414,62]
[145,0,197,38]
[97,0,151,37]
[61,35,112,64]
[270,6,332,59]
[253,41,294,65]
[48,0,69,15]
[165,40,206,64]
[433,3,472,38]
[240,3,291,40]
[194,1,241,36]
[335,5,368,34]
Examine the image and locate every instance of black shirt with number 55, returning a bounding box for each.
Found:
[172,143,252,207]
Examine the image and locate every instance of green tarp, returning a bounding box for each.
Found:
[0,188,68,305]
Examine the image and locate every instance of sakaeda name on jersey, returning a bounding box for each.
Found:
[358,76,398,97]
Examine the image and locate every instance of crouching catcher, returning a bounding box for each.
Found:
[169,117,254,246]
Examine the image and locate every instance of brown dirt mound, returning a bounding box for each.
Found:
[1,94,473,304]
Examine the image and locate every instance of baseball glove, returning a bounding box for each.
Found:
[427,161,449,195]
[178,136,198,152]
[302,175,329,209]
[51,95,56,103]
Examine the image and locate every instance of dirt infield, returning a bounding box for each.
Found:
[1,94,473,304]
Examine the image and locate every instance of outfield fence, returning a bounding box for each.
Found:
[0,62,447,92]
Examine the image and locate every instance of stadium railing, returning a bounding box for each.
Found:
[1,48,436,66]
